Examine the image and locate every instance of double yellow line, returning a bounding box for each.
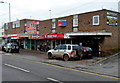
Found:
[7,54,120,80]
[35,60,120,80]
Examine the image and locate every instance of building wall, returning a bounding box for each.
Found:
[3,9,119,55]
[98,10,119,55]
[4,19,40,35]
[78,10,106,31]
[39,20,52,34]
[56,16,73,33]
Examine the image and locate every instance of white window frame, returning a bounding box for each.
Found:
[6,23,9,29]
[73,15,78,27]
[93,15,99,25]
[52,29,56,33]
[52,19,56,29]
[73,28,78,32]
[13,21,20,28]
[12,23,15,28]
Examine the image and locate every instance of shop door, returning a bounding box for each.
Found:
[26,39,30,49]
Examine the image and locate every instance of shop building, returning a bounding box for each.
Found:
[2,19,40,49]
[0,28,4,44]
[2,9,119,56]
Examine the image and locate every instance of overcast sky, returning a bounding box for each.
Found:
[0,0,119,27]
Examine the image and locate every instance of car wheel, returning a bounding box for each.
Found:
[79,54,83,60]
[63,54,69,61]
[16,50,19,53]
[9,49,12,53]
[6,49,9,53]
[48,53,53,59]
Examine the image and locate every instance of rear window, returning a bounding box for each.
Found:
[72,46,82,50]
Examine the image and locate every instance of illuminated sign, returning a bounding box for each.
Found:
[44,33,64,39]
[58,20,67,27]
[29,35,44,39]
[25,21,39,34]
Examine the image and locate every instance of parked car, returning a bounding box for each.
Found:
[47,44,93,61]
[0,43,7,51]
[4,43,19,53]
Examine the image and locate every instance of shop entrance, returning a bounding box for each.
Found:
[71,36,104,56]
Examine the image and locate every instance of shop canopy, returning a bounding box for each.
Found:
[64,31,112,38]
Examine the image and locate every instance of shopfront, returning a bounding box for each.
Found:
[65,31,112,56]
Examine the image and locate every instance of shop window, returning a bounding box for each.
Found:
[93,15,99,25]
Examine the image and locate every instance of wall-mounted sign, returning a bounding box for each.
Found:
[107,12,117,26]
[25,21,39,34]
[58,20,67,27]
[18,33,29,38]
[44,33,64,39]
[29,35,44,39]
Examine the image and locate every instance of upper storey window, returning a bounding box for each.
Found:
[93,15,99,25]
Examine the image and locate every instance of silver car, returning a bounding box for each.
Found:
[47,44,83,61]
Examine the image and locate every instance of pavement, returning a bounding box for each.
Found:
[1,49,119,78]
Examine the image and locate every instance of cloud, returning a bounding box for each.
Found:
[0,0,119,27]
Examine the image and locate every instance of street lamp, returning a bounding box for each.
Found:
[0,1,11,22]
[49,10,51,19]
[0,1,11,43]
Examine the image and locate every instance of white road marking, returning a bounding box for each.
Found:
[5,53,12,56]
[47,77,63,83]
[4,64,30,73]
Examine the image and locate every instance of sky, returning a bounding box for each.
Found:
[0,0,119,27]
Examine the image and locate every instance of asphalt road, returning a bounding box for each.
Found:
[1,52,119,83]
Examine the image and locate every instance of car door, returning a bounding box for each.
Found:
[52,45,61,57]
[58,45,66,58]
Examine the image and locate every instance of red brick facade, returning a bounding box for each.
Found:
[4,9,119,55]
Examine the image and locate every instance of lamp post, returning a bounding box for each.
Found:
[49,10,51,19]
[0,1,11,22]
[0,1,11,43]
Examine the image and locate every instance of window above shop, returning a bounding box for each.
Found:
[52,18,56,29]
[93,15,99,25]
[12,21,20,28]
[73,15,78,27]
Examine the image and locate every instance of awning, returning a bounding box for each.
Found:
[64,31,112,38]
[0,34,18,39]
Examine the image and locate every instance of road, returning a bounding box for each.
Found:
[1,52,119,83]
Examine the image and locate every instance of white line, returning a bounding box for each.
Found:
[4,64,30,73]
[47,77,61,82]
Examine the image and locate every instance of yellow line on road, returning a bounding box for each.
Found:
[5,54,120,80]
[35,61,120,80]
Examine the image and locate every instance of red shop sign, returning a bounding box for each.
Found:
[30,35,44,39]
[44,33,64,39]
